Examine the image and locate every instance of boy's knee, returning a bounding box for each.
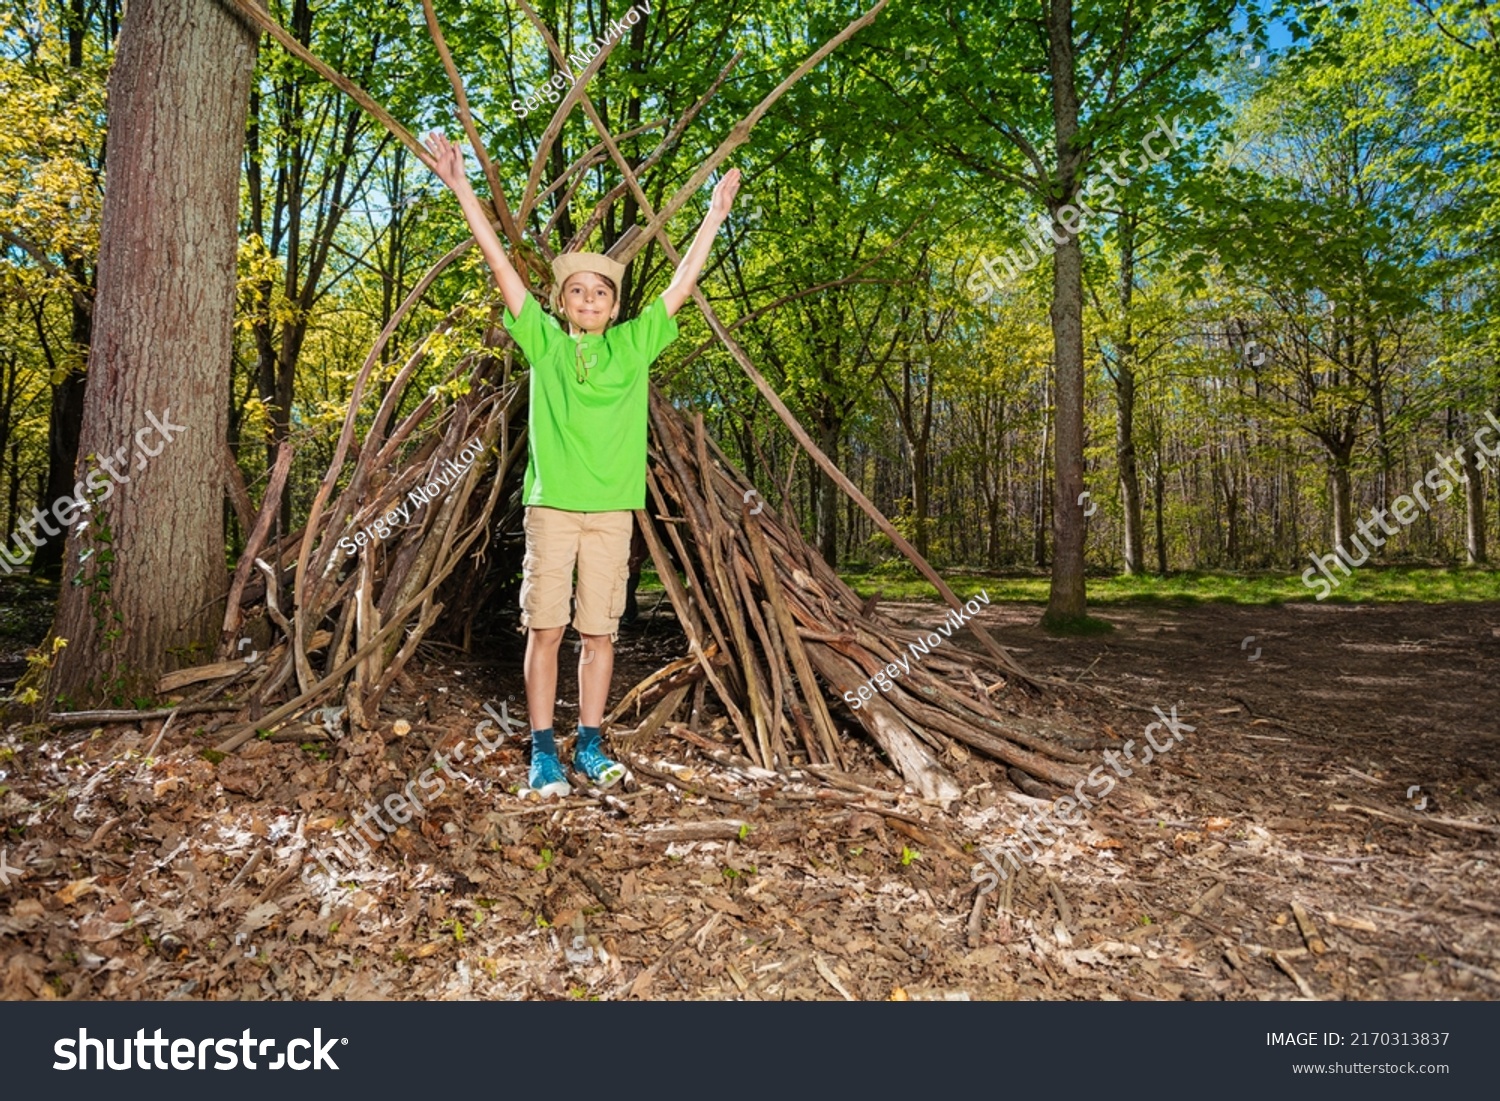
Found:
[530,626,566,647]
[579,632,613,655]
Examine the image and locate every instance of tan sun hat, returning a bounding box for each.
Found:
[549,251,628,317]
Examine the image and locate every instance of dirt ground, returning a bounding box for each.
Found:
[1,594,1497,1001]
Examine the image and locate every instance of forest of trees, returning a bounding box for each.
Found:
[1,0,1497,699]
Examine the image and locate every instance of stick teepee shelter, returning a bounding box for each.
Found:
[173,0,1093,802]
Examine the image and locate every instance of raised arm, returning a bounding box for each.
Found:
[661,168,741,318]
[426,131,528,318]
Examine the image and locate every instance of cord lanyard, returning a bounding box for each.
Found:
[574,335,595,384]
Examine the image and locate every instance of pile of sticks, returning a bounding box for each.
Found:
[606,393,1091,803]
[198,304,527,752]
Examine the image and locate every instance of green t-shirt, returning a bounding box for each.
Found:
[503,292,678,511]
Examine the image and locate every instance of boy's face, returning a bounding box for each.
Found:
[561,271,616,335]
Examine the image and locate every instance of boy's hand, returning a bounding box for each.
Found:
[710,167,741,219]
[423,129,527,315]
[426,131,467,191]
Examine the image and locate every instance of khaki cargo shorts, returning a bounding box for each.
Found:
[520,506,634,641]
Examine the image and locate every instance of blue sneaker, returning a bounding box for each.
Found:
[528,752,571,799]
[573,738,626,788]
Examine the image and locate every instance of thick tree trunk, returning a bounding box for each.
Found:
[1371,365,1390,505]
[984,463,1002,568]
[910,435,930,558]
[1329,449,1354,556]
[1116,372,1146,572]
[1043,0,1087,624]
[1148,397,1168,575]
[1153,459,1168,575]
[1033,379,1049,568]
[1115,215,1144,574]
[47,0,258,705]
[1462,442,1486,564]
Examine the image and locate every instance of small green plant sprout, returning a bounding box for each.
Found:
[900,846,920,866]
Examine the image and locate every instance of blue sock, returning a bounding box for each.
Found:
[531,728,557,758]
[576,725,602,753]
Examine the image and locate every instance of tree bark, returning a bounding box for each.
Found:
[47,0,259,704]
[1043,0,1087,623]
[1462,439,1486,564]
[1114,214,1145,574]
[1329,448,1355,556]
[1148,393,1168,574]
[1034,371,1050,568]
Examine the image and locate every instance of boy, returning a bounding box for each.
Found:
[427,130,740,797]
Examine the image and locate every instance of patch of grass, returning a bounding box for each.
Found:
[839,565,1500,607]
